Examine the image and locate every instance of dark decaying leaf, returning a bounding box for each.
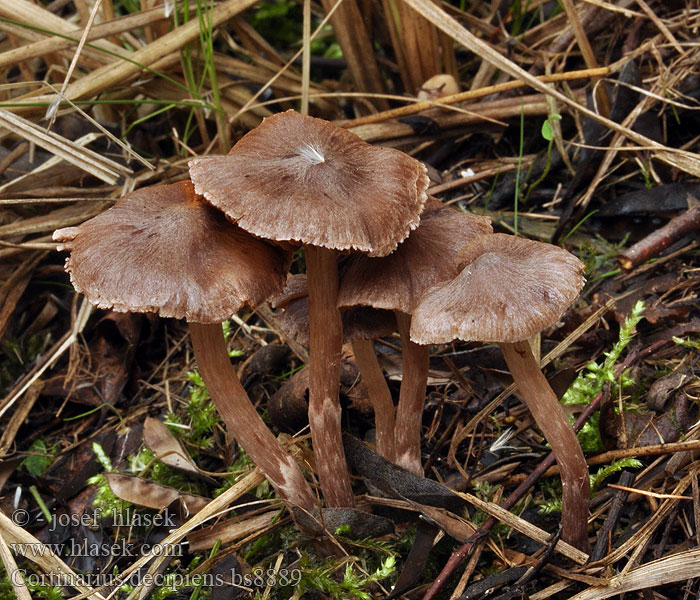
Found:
[44,430,116,501]
[292,507,394,539]
[646,368,691,411]
[105,473,209,513]
[386,521,438,599]
[268,368,309,433]
[210,554,252,600]
[600,393,694,449]
[343,433,465,512]
[596,183,700,218]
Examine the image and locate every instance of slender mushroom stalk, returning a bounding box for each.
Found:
[351,338,396,460]
[274,274,398,462]
[499,340,589,549]
[394,311,429,474]
[338,198,492,474]
[411,233,590,551]
[189,110,428,507]
[190,323,316,509]
[305,246,352,506]
[53,180,317,514]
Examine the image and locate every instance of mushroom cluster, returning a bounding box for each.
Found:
[55,109,589,551]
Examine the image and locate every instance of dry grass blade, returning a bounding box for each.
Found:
[454,491,589,565]
[119,469,266,600]
[558,0,609,115]
[0,111,130,184]
[0,528,31,600]
[0,0,127,58]
[314,0,387,109]
[340,66,611,129]
[7,0,259,110]
[0,201,108,238]
[571,547,700,599]
[187,510,280,552]
[0,298,92,421]
[46,0,104,127]
[398,0,700,177]
[0,510,105,600]
[0,7,173,70]
[634,0,683,53]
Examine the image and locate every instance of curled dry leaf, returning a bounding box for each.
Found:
[105,473,209,514]
[143,417,199,477]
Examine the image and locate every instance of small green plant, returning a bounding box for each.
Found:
[165,370,220,449]
[293,555,396,600]
[539,458,642,514]
[589,458,642,493]
[522,113,562,205]
[576,235,628,283]
[21,439,55,477]
[87,442,131,514]
[561,300,646,452]
[0,565,14,600]
[673,336,700,351]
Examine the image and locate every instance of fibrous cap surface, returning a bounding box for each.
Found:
[189,110,429,257]
[54,180,289,323]
[410,234,585,344]
[338,198,492,313]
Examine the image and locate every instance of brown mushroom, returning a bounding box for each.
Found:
[338,198,492,474]
[410,233,590,551]
[273,274,398,460]
[189,110,429,507]
[53,180,316,512]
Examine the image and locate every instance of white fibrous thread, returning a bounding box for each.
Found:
[298,143,325,165]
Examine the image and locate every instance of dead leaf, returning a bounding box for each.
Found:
[143,417,200,477]
[105,473,209,514]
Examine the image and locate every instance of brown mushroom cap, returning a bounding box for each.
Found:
[274,274,396,345]
[337,198,493,313]
[410,234,585,344]
[53,180,289,323]
[188,110,429,257]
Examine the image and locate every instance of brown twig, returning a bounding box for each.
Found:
[617,203,700,270]
[339,67,610,130]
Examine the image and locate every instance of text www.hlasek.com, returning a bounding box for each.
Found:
[9,539,182,558]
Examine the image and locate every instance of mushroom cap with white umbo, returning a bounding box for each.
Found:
[53,180,289,323]
[410,234,585,344]
[337,198,493,314]
[189,110,430,257]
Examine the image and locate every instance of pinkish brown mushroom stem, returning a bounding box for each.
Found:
[499,340,590,552]
[351,338,396,461]
[189,322,317,511]
[306,245,355,507]
[394,311,430,475]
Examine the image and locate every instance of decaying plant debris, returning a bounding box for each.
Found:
[1,0,700,599]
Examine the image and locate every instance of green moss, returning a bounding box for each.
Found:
[165,370,220,449]
[561,300,645,452]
